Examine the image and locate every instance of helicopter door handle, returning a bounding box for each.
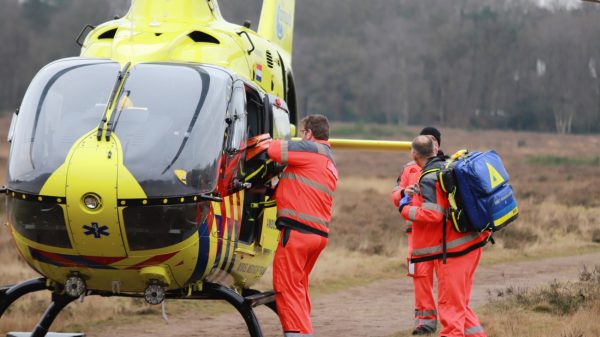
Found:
[237,31,255,55]
[234,179,252,190]
[200,192,223,202]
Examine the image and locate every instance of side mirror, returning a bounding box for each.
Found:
[7,108,19,143]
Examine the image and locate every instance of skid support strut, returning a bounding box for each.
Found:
[0,278,48,318]
[203,283,265,337]
[30,292,78,337]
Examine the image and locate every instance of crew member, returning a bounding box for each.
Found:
[399,136,489,337]
[267,114,338,337]
[391,127,444,335]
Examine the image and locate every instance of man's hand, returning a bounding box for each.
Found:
[399,194,412,212]
[404,184,419,196]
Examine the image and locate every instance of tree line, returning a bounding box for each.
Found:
[1,0,598,134]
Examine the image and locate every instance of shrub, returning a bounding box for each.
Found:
[496,226,539,249]
[592,229,600,244]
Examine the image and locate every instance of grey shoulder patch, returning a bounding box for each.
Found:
[288,140,335,163]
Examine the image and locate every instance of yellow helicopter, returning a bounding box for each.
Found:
[0,0,409,336]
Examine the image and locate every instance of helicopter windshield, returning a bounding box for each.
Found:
[8,58,120,193]
[112,63,232,197]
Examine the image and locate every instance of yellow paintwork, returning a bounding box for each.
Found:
[139,266,171,286]
[65,133,125,256]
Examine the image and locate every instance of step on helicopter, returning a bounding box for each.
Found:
[0,0,410,336]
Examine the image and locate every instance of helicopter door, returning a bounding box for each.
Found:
[237,92,288,251]
[217,80,247,196]
[238,85,268,245]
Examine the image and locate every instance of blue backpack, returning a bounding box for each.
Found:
[437,150,518,233]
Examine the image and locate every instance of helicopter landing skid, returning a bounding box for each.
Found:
[0,278,49,318]
[162,282,277,337]
[1,279,278,337]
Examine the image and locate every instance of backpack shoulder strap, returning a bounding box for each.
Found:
[418,168,441,184]
[445,149,469,169]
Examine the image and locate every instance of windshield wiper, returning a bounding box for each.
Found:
[97,62,130,141]
[105,90,130,140]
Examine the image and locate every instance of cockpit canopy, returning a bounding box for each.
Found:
[8,57,236,197]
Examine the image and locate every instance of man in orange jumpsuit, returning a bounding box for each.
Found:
[391,127,443,335]
[267,114,338,337]
[400,136,489,337]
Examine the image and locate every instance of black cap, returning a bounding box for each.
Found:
[420,126,441,146]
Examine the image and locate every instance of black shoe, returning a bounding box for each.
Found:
[411,325,436,335]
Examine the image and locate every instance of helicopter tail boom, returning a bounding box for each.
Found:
[257,0,295,59]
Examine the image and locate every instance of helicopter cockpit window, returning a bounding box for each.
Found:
[112,64,232,197]
[245,85,266,137]
[8,58,120,193]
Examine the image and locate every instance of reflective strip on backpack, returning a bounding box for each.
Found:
[412,232,482,257]
[465,325,485,335]
[280,172,334,197]
[422,202,446,214]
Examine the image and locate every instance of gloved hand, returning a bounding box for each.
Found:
[399,194,412,212]
[391,187,403,208]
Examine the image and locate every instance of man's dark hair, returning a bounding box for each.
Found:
[301,114,330,140]
[420,126,441,146]
[412,135,434,159]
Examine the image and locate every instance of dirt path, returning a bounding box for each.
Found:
[86,252,600,337]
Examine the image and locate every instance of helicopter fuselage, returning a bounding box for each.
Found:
[6,0,296,295]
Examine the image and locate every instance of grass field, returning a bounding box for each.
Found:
[0,119,599,334]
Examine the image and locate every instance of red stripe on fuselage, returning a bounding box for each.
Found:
[35,250,81,267]
[126,252,179,270]
[83,255,127,265]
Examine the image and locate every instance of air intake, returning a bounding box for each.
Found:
[98,28,117,39]
[266,50,274,68]
[188,31,220,44]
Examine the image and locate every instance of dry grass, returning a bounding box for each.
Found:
[476,265,600,337]
[0,118,599,332]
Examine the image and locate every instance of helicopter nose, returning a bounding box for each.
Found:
[64,133,127,257]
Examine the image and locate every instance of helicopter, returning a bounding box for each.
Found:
[0,1,410,336]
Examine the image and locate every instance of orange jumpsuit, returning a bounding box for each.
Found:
[401,156,489,337]
[268,139,338,336]
[391,161,437,331]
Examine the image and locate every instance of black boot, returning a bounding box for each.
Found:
[411,325,436,335]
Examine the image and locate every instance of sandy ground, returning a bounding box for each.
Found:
[82,252,600,337]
